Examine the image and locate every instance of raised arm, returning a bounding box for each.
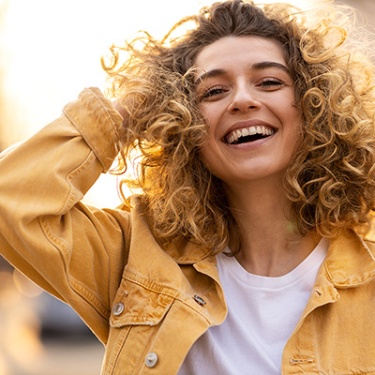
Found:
[0,87,129,342]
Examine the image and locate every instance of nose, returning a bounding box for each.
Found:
[228,83,260,113]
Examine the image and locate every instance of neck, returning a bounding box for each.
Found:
[225,180,320,277]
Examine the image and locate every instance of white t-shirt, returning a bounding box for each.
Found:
[179,238,328,375]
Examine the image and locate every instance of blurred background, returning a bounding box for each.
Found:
[0,0,374,374]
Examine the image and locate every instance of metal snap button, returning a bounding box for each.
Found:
[193,295,206,306]
[112,302,124,316]
[145,352,158,368]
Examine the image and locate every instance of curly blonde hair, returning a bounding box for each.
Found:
[102,0,375,252]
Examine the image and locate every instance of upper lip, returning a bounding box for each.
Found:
[223,120,277,144]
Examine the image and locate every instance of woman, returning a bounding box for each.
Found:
[1,0,375,373]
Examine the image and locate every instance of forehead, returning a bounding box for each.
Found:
[194,36,287,71]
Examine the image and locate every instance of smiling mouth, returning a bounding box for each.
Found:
[225,125,275,144]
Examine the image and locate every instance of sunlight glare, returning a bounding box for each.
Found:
[1,0,320,206]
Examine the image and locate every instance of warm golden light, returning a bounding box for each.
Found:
[0,0,322,147]
[0,0,370,373]
[2,0,322,206]
[12,269,43,298]
[0,0,209,146]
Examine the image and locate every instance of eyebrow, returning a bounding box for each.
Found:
[195,61,291,83]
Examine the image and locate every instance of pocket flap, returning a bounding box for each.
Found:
[110,271,177,327]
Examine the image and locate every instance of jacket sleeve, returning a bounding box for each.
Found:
[0,87,128,343]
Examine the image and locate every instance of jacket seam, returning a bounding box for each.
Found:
[123,270,181,298]
[63,151,97,213]
[40,217,110,319]
[85,87,119,134]
[174,296,212,324]
[324,262,375,288]
[71,278,110,319]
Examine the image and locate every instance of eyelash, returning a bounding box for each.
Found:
[199,78,286,101]
[201,86,227,99]
[258,78,284,88]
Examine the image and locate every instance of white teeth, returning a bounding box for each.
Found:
[226,125,274,144]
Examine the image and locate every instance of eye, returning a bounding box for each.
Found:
[258,78,284,90]
[200,86,228,101]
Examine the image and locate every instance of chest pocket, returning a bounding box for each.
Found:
[110,273,176,326]
[102,271,178,375]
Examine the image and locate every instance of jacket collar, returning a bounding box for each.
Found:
[324,229,375,287]
[129,196,375,285]
[171,228,375,286]
[172,240,213,264]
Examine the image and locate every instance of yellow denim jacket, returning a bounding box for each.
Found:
[1,88,375,374]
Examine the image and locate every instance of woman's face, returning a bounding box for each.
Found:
[194,36,302,187]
